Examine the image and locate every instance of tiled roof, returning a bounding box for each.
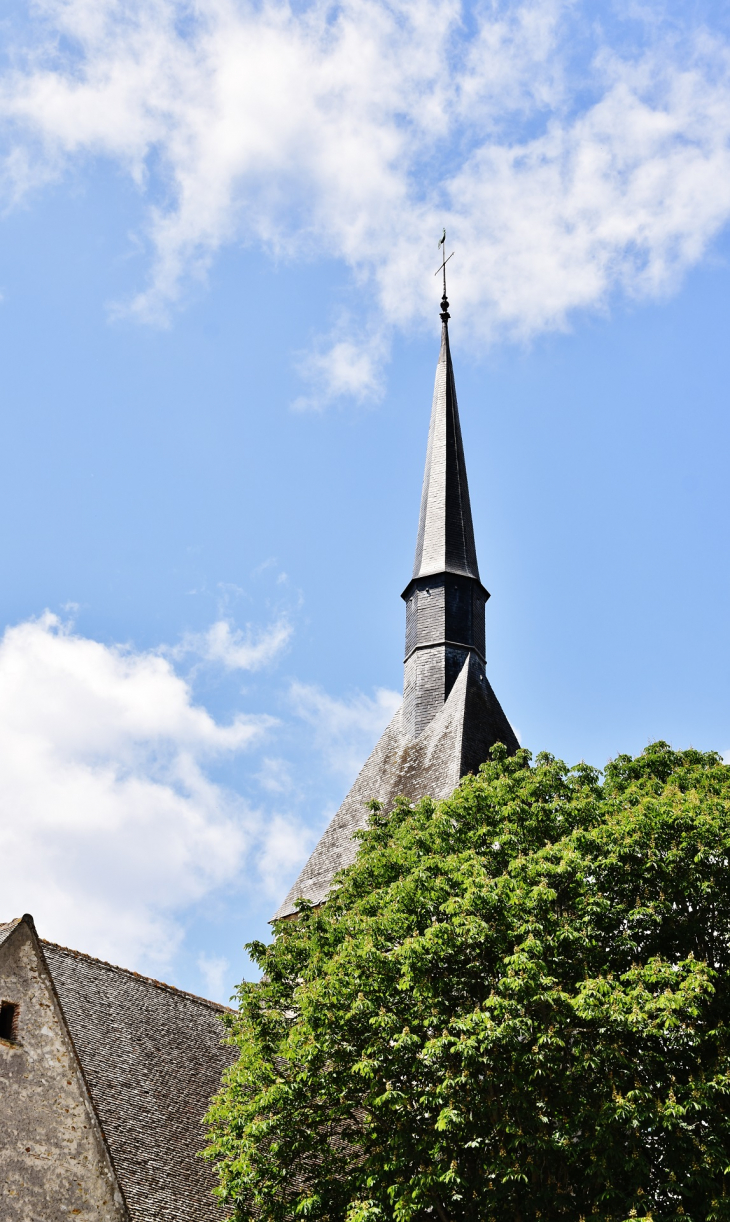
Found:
[42,941,236,1222]
[0,917,21,949]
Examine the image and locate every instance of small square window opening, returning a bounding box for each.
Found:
[0,1001,18,1041]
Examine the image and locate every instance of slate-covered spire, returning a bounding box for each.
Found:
[411,292,479,582]
[401,289,491,740]
[272,272,518,923]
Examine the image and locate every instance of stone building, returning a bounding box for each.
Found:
[0,914,234,1220]
[274,287,517,920]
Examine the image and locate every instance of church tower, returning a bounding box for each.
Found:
[403,287,487,739]
[274,283,517,921]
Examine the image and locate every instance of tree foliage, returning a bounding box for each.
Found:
[204,742,730,1221]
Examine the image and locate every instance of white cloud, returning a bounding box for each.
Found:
[175,617,292,671]
[0,611,393,981]
[290,680,401,780]
[0,612,295,970]
[1,0,729,357]
[293,328,388,411]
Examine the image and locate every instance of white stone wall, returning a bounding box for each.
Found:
[0,922,127,1222]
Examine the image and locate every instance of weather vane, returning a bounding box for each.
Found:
[435,228,454,300]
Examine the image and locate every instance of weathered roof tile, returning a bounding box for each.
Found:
[42,941,235,1222]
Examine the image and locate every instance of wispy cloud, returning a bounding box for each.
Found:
[290,680,401,781]
[0,0,729,362]
[293,327,388,411]
[175,617,292,671]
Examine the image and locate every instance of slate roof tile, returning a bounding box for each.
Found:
[42,941,236,1222]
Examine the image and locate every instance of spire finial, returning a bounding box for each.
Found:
[435,228,454,321]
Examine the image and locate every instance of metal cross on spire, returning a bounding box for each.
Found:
[435,228,454,320]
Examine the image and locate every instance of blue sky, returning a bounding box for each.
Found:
[0,0,729,1001]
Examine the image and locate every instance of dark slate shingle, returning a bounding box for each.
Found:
[411,313,480,583]
[42,941,236,1222]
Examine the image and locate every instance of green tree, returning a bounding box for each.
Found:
[204,743,730,1222]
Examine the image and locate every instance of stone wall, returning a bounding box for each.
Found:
[0,920,127,1222]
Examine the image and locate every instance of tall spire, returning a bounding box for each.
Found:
[402,270,490,739]
[272,253,518,922]
[411,289,479,582]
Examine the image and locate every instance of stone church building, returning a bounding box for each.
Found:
[0,287,515,1218]
[0,913,235,1219]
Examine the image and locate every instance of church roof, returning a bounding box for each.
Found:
[410,304,480,586]
[273,654,516,918]
[40,934,234,1221]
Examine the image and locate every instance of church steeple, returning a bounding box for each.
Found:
[402,288,490,739]
[411,292,480,583]
[272,266,518,922]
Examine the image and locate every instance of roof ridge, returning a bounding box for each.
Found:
[40,939,235,1013]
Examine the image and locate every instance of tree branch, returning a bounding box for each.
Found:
[431,1196,451,1222]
